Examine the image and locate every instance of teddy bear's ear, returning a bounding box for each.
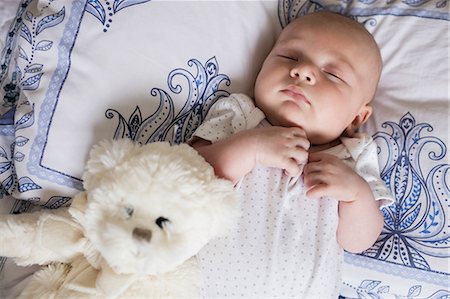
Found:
[82,138,136,190]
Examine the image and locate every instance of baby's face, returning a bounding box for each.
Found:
[254,12,381,145]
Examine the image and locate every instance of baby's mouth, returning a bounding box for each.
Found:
[281,86,311,106]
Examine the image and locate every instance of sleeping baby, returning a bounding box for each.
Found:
[191,11,394,298]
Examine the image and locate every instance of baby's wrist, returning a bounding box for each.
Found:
[344,180,372,203]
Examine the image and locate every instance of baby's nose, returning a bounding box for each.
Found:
[132,227,152,242]
[290,65,316,85]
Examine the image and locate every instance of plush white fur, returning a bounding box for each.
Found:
[0,139,238,298]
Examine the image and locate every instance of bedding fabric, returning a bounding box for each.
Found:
[0,0,449,298]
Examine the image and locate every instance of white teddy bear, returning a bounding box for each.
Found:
[0,139,238,298]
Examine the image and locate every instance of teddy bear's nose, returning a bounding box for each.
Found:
[132,227,152,242]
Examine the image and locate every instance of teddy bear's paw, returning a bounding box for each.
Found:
[124,258,201,298]
[20,263,70,298]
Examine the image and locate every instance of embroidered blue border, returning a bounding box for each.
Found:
[27,0,87,191]
[344,253,449,287]
[279,0,449,28]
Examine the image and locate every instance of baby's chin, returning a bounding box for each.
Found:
[264,106,343,145]
[266,103,305,127]
[307,132,343,148]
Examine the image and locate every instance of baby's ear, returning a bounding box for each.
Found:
[345,105,372,136]
[82,138,136,190]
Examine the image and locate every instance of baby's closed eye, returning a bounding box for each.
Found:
[278,54,298,61]
[323,69,346,83]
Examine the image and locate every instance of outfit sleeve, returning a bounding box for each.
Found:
[342,134,395,209]
[192,93,265,143]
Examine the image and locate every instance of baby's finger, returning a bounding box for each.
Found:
[303,161,322,175]
[284,133,310,151]
[288,126,308,138]
[303,172,324,188]
[290,129,310,149]
[295,138,310,151]
[282,158,303,177]
[307,151,332,162]
[290,147,309,165]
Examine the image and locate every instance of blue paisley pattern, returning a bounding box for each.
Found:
[365,113,449,270]
[86,0,152,32]
[341,113,449,297]
[106,57,230,144]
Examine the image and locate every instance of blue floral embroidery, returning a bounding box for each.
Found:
[0,0,33,84]
[85,0,152,32]
[343,279,450,299]
[2,77,20,108]
[362,113,449,271]
[1,0,33,110]
[17,7,64,91]
[106,57,230,144]
[0,3,64,198]
[0,101,41,195]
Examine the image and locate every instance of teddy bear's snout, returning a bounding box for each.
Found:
[132,227,152,242]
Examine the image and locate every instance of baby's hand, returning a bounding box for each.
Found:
[252,126,310,177]
[303,152,368,201]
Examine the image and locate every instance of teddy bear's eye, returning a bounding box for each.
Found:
[155,217,169,229]
[124,206,134,218]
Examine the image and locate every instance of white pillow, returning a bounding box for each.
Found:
[0,0,280,204]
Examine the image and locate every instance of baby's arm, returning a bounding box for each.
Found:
[193,126,309,184]
[303,152,384,253]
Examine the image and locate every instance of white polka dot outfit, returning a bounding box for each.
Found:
[193,94,393,298]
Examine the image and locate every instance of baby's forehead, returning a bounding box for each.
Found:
[276,22,374,64]
[284,13,369,41]
[289,11,361,28]
[279,13,381,70]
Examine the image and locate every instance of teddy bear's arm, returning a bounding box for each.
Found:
[0,208,86,266]
[0,210,45,264]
